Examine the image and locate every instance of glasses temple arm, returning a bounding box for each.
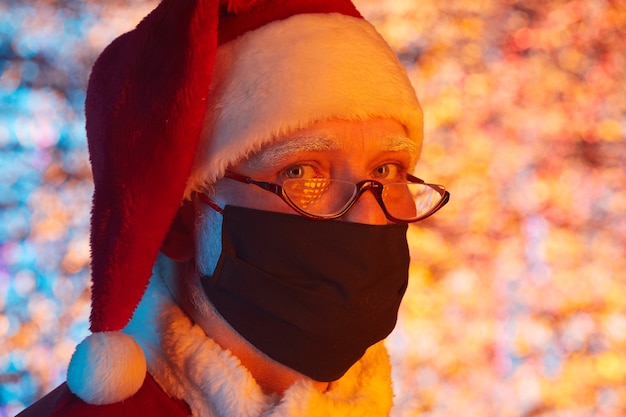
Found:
[196,193,224,213]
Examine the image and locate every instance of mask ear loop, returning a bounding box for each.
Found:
[196,192,224,214]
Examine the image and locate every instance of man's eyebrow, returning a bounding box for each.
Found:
[244,133,418,170]
[245,135,340,170]
[380,134,419,156]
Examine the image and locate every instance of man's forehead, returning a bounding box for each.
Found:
[242,132,417,170]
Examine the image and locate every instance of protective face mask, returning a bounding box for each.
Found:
[200,205,410,382]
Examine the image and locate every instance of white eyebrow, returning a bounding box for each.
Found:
[244,134,340,170]
[380,134,419,156]
[244,133,418,170]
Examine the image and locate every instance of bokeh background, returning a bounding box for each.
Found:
[1,0,624,416]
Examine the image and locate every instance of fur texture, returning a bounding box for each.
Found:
[67,332,147,405]
[216,0,361,44]
[184,12,423,197]
[221,0,262,14]
[86,0,218,333]
[76,0,419,407]
[124,271,395,417]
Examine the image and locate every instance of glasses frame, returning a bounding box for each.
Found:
[199,171,450,223]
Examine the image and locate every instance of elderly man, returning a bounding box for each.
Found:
[19,0,448,416]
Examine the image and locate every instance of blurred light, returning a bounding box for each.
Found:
[13,269,36,297]
[3,1,626,416]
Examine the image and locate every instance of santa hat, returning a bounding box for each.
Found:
[67,0,423,405]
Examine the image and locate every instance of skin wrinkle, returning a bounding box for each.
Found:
[243,135,340,172]
[243,133,418,174]
[164,119,413,398]
[196,132,418,199]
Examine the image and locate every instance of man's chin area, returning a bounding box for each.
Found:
[192,300,331,395]
[254,360,331,395]
[159,256,334,395]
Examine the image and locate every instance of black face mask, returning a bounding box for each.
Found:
[200,205,410,382]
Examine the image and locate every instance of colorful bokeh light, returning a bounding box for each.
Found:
[1,1,625,416]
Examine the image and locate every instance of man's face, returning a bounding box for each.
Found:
[193,117,417,275]
[158,117,417,389]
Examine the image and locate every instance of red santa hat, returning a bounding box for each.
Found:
[67,0,423,405]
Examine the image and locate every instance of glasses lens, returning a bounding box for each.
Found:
[283,178,356,217]
[382,183,443,221]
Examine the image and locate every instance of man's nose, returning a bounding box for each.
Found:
[341,190,388,225]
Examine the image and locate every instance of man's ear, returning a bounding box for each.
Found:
[161,198,195,262]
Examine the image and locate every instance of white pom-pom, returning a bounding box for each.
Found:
[67,332,147,405]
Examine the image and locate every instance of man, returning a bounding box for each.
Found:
[19,0,449,415]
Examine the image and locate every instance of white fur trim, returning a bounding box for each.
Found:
[66,331,147,405]
[125,269,394,416]
[184,13,423,197]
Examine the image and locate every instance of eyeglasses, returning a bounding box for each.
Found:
[199,171,450,223]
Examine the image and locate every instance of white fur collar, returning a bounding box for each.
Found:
[124,273,394,417]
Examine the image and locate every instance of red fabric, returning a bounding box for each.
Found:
[16,375,191,417]
[86,0,218,332]
[217,0,362,44]
[86,0,362,333]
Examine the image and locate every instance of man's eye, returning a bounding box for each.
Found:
[282,164,318,180]
[372,164,401,179]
